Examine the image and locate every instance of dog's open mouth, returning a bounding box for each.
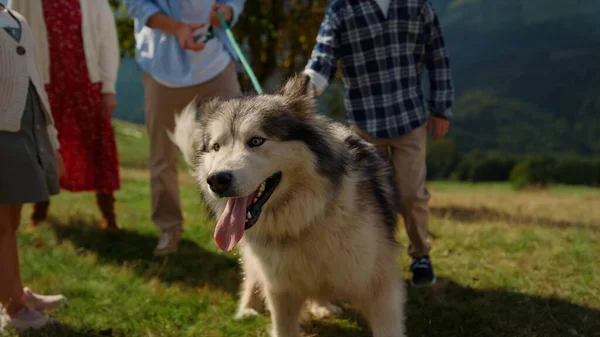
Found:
[214,172,282,252]
[244,172,282,230]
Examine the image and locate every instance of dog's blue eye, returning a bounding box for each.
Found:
[248,137,265,148]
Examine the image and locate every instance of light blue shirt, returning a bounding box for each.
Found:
[123,0,245,87]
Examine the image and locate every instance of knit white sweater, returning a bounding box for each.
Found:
[0,9,59,150]
[8,0,120,94]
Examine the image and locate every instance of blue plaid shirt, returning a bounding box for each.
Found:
[306,0,454,138]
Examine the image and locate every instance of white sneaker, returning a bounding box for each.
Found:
[22,287,68,312]
[153,230,182,256]
[5,308,56,332]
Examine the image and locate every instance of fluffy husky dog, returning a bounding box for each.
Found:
[171,75,406,337]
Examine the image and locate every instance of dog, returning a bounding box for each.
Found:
[171,74,406,337]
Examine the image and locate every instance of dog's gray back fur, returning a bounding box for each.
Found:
[341,130,400,242]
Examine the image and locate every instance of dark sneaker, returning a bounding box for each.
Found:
[410,256,437,287]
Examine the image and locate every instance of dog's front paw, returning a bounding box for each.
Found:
[235,308,260,320]
[306,300,343,319]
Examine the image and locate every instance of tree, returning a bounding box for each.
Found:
[108,0,331,91]
[108,0,135,59]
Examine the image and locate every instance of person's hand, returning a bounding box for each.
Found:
[427,115,450,141]
[55,151,65,178]
[209,3,233,27]
[101,93,117,117]
[175,22,207,51]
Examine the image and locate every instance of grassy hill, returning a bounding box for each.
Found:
[2,119,599,337]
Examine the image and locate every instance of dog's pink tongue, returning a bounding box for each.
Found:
[214,197,248,252]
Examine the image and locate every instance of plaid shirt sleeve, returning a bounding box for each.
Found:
[422,2,455,120]
[305,5,343,87]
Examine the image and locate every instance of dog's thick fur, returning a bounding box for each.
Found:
[171,75,406,337]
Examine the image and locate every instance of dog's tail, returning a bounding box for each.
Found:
[168,101,200,167]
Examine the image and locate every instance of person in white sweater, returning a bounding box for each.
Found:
[0,3,67,332]
[8,0,121,233]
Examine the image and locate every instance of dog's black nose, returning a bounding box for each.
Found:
[207,171,233,195]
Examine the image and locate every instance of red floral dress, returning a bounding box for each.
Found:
[43,0,120,193]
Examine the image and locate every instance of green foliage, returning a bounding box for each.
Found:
[452,151,519,182]
[470,154,519,183]
[553,155,600,186]
[426,139,461,180]
[509,155,556,190]
[454,150,486,181]
[232,0,331,90]
[109,0,135,59]
[109,0,330,90]
[507,154,600,189]
[509,162,533,190]
[445,150,599,188]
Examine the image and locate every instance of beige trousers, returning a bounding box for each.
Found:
[142,62,241,233]
[352,124,431,258]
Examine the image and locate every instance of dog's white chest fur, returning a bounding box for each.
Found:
[240,208,387,299]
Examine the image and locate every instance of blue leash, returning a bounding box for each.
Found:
[215,10,263,94]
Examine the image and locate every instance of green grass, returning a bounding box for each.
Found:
[3,121,599,337]
[112,120,150,169]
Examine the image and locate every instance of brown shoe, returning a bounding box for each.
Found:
[153,229,182,256]
[28,201,50,229]
[96,193,119,234]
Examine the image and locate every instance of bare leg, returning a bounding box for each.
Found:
[265,290,304,337]
[28,201,49,229]
[96,192,119,234]
[0,204,25,315]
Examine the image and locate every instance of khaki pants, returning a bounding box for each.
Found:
[142,62,241,233]
[352,124,431,258]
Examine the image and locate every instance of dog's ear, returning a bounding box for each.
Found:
[277,74,313,100]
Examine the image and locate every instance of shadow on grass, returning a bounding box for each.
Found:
[304,277,599,337]
[430,205,598,233]
[44,217,599,337]
[47,216,241,295]
[403,277,599,337]
[6,323,120,337]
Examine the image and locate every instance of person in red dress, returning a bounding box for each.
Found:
[10,0,121,233]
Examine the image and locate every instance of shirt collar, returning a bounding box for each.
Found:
[374,0,391,17]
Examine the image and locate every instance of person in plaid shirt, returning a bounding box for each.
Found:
[303,0,455,287]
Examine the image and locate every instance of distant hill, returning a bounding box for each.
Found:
[431,0,600,155]
[113,0,600,155]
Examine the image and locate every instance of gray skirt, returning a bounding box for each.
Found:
[0,82,59,205]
